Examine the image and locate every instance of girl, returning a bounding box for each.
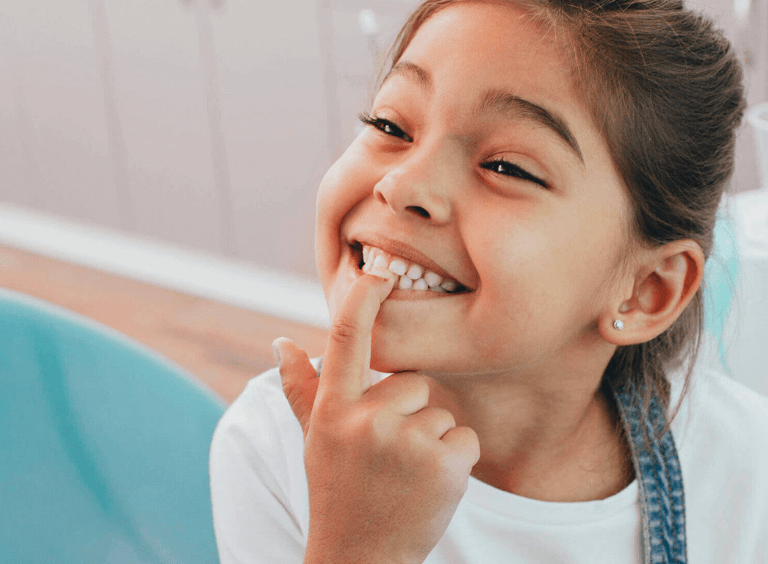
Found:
[210,1,768,562]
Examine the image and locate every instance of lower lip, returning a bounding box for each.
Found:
[386,287,460,300]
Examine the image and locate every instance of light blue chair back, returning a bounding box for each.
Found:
[0,288,226,563]
[703,207,740,375]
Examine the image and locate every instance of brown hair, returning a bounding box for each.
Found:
[382,0,746,419]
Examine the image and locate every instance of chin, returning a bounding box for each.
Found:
[369,331,454,375]
[369,342,404,374]
[369,330,421,374]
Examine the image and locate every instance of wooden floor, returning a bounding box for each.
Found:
[0,245,329,404]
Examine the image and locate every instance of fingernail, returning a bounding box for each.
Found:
[369,267,394,280]
[272,339,282,366]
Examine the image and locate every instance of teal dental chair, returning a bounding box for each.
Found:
[0,287,226,563]
[0,206,738,562]
[703,207,740,376]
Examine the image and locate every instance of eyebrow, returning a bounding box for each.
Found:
[382,61,584,163]
[383,61,431,92]
[476,90,583,163]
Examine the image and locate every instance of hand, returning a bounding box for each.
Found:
[274,272,480,564]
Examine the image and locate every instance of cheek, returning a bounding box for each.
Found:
[318,143,374,215]
[315,159,350,238]
[469,207,560,297]
[465,207,588,332]
[315,146,373,275]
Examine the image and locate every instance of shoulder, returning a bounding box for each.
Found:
[211,361,311,466]
[672,366,768,559]
[675,365,768,454]
[210,361,312,527]
[209,364,315,560]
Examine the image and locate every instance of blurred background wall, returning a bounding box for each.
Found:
[0,0,765,298]
[0,0,422,283]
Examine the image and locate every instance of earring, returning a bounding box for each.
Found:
[613,319,624,331]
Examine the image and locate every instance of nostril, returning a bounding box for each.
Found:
[406,206,430,219]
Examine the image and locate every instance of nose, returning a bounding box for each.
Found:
[372,150,455,225]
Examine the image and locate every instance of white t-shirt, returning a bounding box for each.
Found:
[209,361,768,563]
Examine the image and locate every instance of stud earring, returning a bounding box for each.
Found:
[613,319,624,331]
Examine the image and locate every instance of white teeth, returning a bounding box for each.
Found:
[440,279,458,292]
[406,264,424,280]
[389,258,408,276]
[360,244,464,293]
[423,270,442,288]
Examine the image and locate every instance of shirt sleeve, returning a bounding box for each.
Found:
[209,367,309,564]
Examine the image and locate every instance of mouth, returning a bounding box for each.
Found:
[349,240,472,295]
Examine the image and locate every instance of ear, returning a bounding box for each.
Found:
[598,240,705,346]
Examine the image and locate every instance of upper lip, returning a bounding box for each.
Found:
[350,232,473,290]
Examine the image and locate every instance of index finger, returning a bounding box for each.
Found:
[318,271,396,404]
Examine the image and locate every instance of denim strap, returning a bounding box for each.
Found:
[614,383,688,564]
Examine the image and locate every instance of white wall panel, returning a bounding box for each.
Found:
[0,14,29,209]
[329,2,419,150]
[1,1,121,228]
[104,0,223,254]
[210,0,330,279]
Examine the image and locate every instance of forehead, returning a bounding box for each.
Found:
[384,2,596,167]
[399,2,578,108]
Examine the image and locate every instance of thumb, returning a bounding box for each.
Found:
[273,337,318,438]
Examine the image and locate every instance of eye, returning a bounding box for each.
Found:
[358,112,413,142]
[481,159,549,189]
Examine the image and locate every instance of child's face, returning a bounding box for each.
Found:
[315,2,633,377]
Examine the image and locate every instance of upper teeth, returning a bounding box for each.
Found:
[361,245,463,293]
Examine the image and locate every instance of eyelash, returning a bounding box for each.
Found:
[358,112,548,189]
[480,160,549,189]
[358,112,413,142]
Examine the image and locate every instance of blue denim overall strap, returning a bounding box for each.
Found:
[613,382,688,564]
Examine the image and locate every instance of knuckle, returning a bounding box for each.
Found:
[436,450,471,491]
[351,407,393,448]
[407,372,431,393]
[368,408,392,442]
[433,406,457,428]
[393,372,430,398]
[468,427,481,453]
[444,426,480,461]
[415,407,455,436]
[460,427,481,463]
[401,419,427,447]
[328,316,358,346]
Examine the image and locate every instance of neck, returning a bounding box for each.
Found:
[424,351,635,502]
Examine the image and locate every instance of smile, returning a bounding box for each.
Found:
[359,244,468,294]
